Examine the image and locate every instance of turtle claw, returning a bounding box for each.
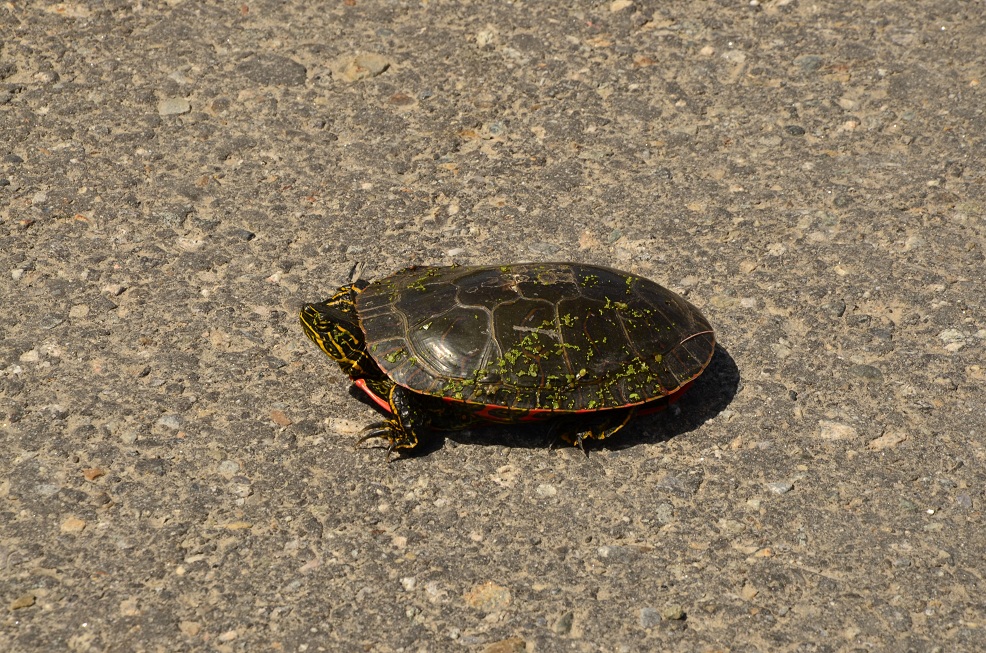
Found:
[355,419,416,462]
[548,410,635,455]
[574,432,589,458]
[356,421,396,448]
[549,431,590,456]
[547,423,588,455]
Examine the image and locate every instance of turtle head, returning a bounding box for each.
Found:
[300,281,376,379]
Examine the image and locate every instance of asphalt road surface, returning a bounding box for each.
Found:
[1,1,984,651]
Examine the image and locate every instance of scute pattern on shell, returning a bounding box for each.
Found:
[355,263,715,413]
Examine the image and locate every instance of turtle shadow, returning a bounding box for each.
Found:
[601,343,740,451]
[352,344,740,458]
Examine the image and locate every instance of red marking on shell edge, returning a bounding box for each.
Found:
[439,380,694,422]
[469,403,550,423]
[355,378,393,413]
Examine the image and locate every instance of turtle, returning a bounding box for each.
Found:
[300,262,715,457]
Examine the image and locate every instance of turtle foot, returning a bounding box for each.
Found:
[356,420,417,462]
[549,409,635,456]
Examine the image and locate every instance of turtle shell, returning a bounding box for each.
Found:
[355,263,714,413]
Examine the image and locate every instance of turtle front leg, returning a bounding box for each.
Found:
[356,385,428,460]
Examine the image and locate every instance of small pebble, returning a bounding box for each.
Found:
[938,329,965,351]
[654,502,674,524]
[849,364,884,382]
[158,98,191,115]
[867,431,907,451]
[228,228,255,241]
[41,315,65,330]
[818,420,859,440]
[768,481,794,495]
[337,53,390,82]
[662,604,686,620]
[795,54,824,71]
[270,409,292,426]
[83,468,106,481]
[639,607,661,628]
[553,611,574,635]
[476,29,497,48]
[218,459,240,479]
[464,581,511,612]
[529,241,561,255]
[10,594,36,610]
[596,545,633,561]
[481,638,525,653]
[179,621,201,637]
[155,414,182,431]
[823,299,847,317]
[60,516,87,534]
[19,349,40,363]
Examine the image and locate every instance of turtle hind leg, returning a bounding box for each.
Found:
[551,409,636,455]
[354,385,428,461]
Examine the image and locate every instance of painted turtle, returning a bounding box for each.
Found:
[300,262,714,457]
